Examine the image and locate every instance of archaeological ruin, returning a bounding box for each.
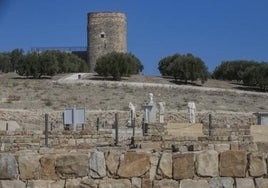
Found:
[1,89,268,188]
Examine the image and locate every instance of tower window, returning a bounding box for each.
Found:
[100,32,105,38]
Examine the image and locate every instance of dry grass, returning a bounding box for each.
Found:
[0,73,267,113]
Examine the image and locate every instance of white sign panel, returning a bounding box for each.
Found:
[64,108,73,124]
[63,107,86,125]
[74,108,86,124]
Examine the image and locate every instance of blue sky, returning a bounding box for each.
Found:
[0,0,268,75]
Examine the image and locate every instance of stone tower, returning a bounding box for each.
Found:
[87,12,127,72]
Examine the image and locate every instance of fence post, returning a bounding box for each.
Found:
[45,113,49,147]
[142,118,145,136]
[131,110,135,136]
[132,118,136,137]
[97,117,100,131]
[82,124,85,130]
[115,113,119,146]
[209,114,212,136]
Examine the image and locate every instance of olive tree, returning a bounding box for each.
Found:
[95,52,143,80]
[158,53,208,84]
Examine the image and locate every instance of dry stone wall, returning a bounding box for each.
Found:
[0,130,114,152]
[0,108,264,187]
[0,119,254,153]
[0,110,257,131]
[0,149,268,187]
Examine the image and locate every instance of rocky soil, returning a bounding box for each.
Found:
[0,73,267,112]
[0,72,267,129]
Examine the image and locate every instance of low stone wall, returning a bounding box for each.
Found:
[0,109,257,131]
[0,149,268,188]
[0,130,114,152]
[0,120,254,153]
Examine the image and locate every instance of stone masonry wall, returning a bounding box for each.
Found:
[87,12,127,72]
[0,148,268,188]
[0,110,257,131]
[0,115,254,153]
[0,130,114,152]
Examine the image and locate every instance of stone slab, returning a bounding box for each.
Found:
[255,178,268,188]
[209,177,234,188]
[173,152,194,180]
[118,152,150,178]
[219,150,247,177]
[180,179,209,188]
[196,150,218,177]
[236,178,255,188]
[251,125,268,142]
[167,123,203,138]
[0,121,20,131]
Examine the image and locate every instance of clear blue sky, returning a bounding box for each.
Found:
[1,0,268,75]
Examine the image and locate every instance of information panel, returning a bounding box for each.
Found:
[63,107,86,125]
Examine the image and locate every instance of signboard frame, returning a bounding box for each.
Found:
[63,107,86,130]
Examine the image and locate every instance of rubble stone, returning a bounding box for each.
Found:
[196,150,218,177]
[153,179,178,188]
[219,150,247,177]
[236,178,255,188]
[26,180,65,188]
[255,178,268,188]
[209,177,234,188]
[0,153,18,180]
[173,152,194,180]
[18,153,40,180]
[132,177,141,188]
[118,152,150,178]
[40,154,58,180]
[157,152,172,178]
[55,154,89,178]
[180,179,209,188]
[249,152,267,177]
[105,150,121,176]
[0,180,25,188]
[89,151,106,178]
[98,179,131,188]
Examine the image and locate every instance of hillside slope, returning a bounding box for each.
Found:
[0,73,267,113]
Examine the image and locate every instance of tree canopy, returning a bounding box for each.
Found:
[158,53,208,84]
[212,60,259,81]
[95,52,143,80]
[212,60,268,91]
[0,49,88,78]
[0,49,24,73]
[0,53,11,73]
